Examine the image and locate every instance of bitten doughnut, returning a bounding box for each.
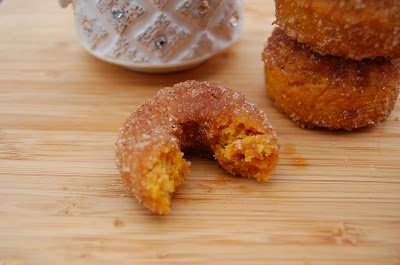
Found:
[275,0,400,60]
[262,29,400,130]
[115,81,279,215]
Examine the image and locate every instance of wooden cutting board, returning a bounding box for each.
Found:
[1,1,399,264]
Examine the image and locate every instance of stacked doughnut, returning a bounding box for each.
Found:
[262,0,400,130]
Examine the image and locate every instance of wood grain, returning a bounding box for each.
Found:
[0,1,400,265]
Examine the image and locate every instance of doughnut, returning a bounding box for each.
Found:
[262,28,400,130]
[115,81,280,215]
[274,0,400,60]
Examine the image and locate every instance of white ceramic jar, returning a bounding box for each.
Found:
[60,0,243,73]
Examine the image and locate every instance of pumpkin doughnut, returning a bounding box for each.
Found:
[275,0,400,60]
[262,28,400,130]
[115,81,280,215]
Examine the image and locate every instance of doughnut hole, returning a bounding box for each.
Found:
[214,122,279,181]
[138,145,190,215]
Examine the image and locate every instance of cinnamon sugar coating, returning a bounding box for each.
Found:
[115,81,279,215]
[275,0,400,60]
[262,29,400,130]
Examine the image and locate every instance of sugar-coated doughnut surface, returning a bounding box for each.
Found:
[275,0,400,60]
[115,81,279,215]
[262,29,400,130]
